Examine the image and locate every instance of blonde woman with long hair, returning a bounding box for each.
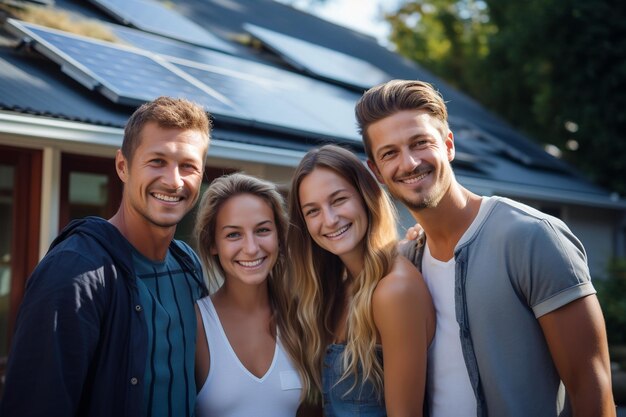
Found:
[193,173,317,417]
[286,144,435,417]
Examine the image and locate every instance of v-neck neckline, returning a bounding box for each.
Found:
[207,298,278,382]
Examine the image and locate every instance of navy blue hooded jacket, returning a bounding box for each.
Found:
[0,217,208,417]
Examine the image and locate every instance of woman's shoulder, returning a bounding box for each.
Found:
[373,256,426,304]
[372,257,435,342]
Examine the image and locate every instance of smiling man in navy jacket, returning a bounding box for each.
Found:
[0,97,211,417]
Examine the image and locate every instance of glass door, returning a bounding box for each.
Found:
[0,163,15,359]
[0,146,41,361]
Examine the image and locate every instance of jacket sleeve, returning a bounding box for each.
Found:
[0,249,107,417]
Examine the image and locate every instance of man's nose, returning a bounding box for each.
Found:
[399,150,420,173]
[163,165,184,191]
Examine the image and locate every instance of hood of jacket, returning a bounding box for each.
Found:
[49,216,208,295]
[49,216,135,277]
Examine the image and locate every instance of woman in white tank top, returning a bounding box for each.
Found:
[193,173,319,417]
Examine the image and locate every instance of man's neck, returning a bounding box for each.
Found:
[109,208,175,262]
[411,184,482,261]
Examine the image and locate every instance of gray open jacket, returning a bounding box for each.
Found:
[399,197,594,417]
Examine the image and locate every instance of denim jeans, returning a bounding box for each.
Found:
[322,344,386,417]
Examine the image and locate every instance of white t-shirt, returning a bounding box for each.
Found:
[421,197,494,417]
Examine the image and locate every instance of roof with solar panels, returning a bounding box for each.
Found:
[0,0,624,209]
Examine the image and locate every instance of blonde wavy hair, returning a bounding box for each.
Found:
[194,173,308,398]
[286,145,398,402]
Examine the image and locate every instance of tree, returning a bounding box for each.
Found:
[386,0,495,100]
[386,0,626,195]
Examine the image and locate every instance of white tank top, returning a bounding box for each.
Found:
[195,297,302,417]
[421,197,491,417]
[422,244,476,417]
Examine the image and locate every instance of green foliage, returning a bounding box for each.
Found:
[596,258,626,345]
[385,0,495,99]
[386,0,626,195]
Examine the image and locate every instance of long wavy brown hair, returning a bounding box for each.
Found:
[194,173,308,400]
[285,145,398,402]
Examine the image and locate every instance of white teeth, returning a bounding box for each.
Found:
[153,193,181,202]
[237,258,264,267]
[326,224,350,238]
[400,172,428,184]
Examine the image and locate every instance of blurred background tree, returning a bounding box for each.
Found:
[595,258,626,346]
[386,0,626,195]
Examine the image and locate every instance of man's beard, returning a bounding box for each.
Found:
[392,165,452,212]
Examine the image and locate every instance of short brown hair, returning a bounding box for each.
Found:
[122,96,212,162]
[355,80,448,160]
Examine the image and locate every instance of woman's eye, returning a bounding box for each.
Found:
[304,208,318,217]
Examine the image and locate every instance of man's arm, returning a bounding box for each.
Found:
[0,251,104,417]
[538,294,616,417]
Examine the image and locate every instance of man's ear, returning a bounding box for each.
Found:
[115,149,129,183]
[446,131,455,162]
[367,159,385,184]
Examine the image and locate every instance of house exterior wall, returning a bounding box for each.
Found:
[561,205,621,279]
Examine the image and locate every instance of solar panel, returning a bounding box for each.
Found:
[109,24,224,65]
[106,24,363,141]
[6,19,362,142]
[244,23,390,90]
[450,116,569,172]
[173,60,361,141]
[108,24,279,78]
[274,80,361,141]
[6,19,239,116]
[89,0,236,53]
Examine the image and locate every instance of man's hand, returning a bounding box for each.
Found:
[403,223,423,241]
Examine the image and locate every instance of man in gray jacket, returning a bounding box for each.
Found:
[355,79,615,417]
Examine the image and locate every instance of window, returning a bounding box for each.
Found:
[60,153,122,230]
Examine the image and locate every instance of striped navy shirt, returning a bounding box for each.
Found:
[132,244,204,417]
